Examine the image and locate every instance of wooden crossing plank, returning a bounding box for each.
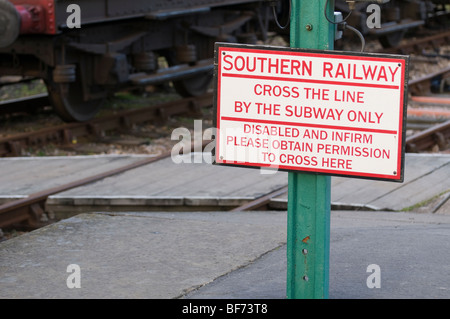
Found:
[49,153,288,207]
[81,158,190,195]
[331,155,446,203]
[177,166,286,198]
[369,161,450,210]
[1,153,448,213]
[271,154,450,211]
[0,156,148,196]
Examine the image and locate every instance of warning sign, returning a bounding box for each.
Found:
[213,43,409,181]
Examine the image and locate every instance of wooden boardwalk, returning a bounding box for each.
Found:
[332,153,449,211]
[272,153,450,212]
[45,153,288,214]
[0,153,448,216]
[0,155,147,203]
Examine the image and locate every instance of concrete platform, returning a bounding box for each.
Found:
[185,211,450,299]
[1,210,450,299]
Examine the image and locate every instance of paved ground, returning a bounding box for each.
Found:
[1,210,449,299]
[185,210,450,299]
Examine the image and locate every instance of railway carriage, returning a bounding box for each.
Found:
[0,0,448,122]
[336,0,449,48]
[0,0,275,122]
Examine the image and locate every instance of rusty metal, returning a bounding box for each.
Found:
[375,30,450,96]
[406,120,450,152]
[133,52,157,72]
[52,64,76,83]
[408,65,450,96]
[431,192,450,214]
[130,58,214,86]
[381,30,450,55]
[0,92,215,229]
[15,3,49,34]
[0,92,213,157]
[410,96,450,105]
[407,108,450,119]
[176,45,197,64]
[231,186,288,212]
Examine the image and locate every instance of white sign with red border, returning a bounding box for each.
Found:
[214,43,409,182]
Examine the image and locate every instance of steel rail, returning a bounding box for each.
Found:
[0,92,213,157]
[408,65,450,96]
[380,30,450,55]
[410,96,450,105]
[231,186,288,212]
[376,30,450,96]
[405,119,450,152]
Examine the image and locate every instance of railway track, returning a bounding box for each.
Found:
[381,30,450,56]
[408,65,450,96]
[1,29,450,232]
[405,94,450,152]
[3,79,447,156]
[0,92,214,230]
[0,153,170,229]
[406,119,450,153]
[0,92,213,157]
[0,138,213,230]
[1,103,447,230]
[381,30,450,96]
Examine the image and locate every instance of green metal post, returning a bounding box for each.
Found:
[286,0,334,299]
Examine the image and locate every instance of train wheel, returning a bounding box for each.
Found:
[46,81,104,122]
[0,0,20,47]
[379,31,405,48]
[164,47,213,97]
[172,72,213,97]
